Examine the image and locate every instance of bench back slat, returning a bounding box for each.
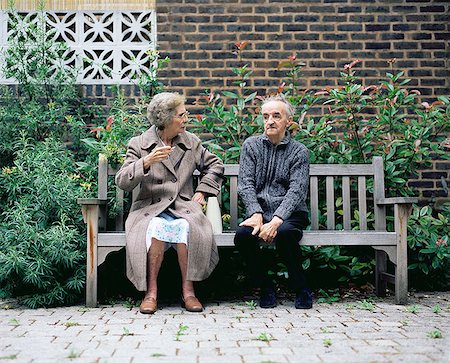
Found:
[310,164,374,176]
[115,188,125,231]
[229,175,239,230]
[358,176,368,230]
[342,176,351,230]
[373,157,386,231]
[309,176,319,230]
[326,176,336,229]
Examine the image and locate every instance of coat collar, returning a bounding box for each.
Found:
[140,125,193,151]
[261,131,291,146]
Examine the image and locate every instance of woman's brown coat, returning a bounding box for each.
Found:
[115,125,224,291]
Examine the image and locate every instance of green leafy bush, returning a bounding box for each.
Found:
[0,7,92,307]
[194,48,449,289]
[0,137,88,307]
[408,204,450,290]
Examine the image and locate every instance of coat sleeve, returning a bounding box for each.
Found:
[193,142,224,196]
[115,136,146,192]
[273,146,310,221]
[237,140,264,217]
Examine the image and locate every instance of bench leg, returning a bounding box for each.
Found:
[83,205,99,308]
[394,204,411,305]
[375,250,387,297]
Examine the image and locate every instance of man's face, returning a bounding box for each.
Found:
[262,101,292,141]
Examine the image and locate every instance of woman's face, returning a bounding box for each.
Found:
[165,103,188,136]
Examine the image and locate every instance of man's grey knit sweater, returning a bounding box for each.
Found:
[238,132,310,222]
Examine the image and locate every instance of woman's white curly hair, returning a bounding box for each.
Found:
[147,92,185,130]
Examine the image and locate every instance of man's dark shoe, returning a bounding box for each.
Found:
[295,288,313,309]
[260,287,277,308]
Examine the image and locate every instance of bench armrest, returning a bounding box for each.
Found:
[376,197,418,205]
[77,198,107,206]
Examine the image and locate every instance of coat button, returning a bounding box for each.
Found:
[186,210,190,214]
[169,197,173,201]
[171,177,177,183]
[158,180,162,184]
[144,213,149,216]
[157,198,161,202]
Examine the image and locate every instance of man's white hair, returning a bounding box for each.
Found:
[261,95,294,118]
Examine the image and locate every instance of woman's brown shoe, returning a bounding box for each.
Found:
[139,297,157,314]
[181,296,203,312]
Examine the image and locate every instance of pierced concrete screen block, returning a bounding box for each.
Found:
[0,10,157,84]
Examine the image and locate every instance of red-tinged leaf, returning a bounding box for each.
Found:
[106,116,114,131]
[298,111,306,125]
[277,82,286,93]
[234,41,248,50]
[314,91,328,96]
[288,53,297,61]
[208,91,215,103]
[348,59,361,68]
[410,89,421,95]
[421,102,430,109]
[90,127,104,133]
[431,100,444,106]
[363,85,378,92]
[387,58,397,65]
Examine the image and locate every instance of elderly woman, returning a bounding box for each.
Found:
[115,92,224,314]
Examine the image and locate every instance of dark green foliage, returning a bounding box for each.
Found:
[193,51,449,290]
[0,7,93,307]
[407,204,450,290]
[0,138,86,307]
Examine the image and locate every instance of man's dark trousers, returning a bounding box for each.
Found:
[234,211,309,291]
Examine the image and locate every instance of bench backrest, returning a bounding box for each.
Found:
[97,155,386,232]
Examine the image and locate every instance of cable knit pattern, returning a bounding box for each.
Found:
[238,132,310,222]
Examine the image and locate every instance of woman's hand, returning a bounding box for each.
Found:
[143,146,173,170]
[192,192,206,206]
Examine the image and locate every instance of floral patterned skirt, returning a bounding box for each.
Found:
[145,211,189,252]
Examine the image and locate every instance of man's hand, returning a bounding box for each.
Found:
[239,213,263,236]
[258,216,283,244]
[192,192,206,206]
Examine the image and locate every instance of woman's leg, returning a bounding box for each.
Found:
[176,243,196,299]
[145,238,165,299]
[176,243,203,312]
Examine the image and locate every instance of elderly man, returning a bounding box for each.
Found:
[234,95,312,309]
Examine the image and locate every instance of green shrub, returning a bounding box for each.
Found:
[0,7,92,307]
[408,204,450,290]
[194,48,449,289]
[0,137,87,307]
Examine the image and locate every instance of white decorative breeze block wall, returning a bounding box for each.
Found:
[0,10,157,84]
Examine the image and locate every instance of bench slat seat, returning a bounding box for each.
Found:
[78,155,417,307]
[98,230,398,248]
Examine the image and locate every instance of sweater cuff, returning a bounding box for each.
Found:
[246,203,264,217]
[273,207,289,221]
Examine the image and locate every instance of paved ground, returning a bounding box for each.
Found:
[1,292,449,363]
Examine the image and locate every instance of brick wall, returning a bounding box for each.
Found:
[155,0,449,204]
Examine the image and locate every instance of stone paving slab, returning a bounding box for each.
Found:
[0,292,449,363]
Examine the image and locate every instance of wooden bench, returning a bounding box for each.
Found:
[78,155,417,307]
